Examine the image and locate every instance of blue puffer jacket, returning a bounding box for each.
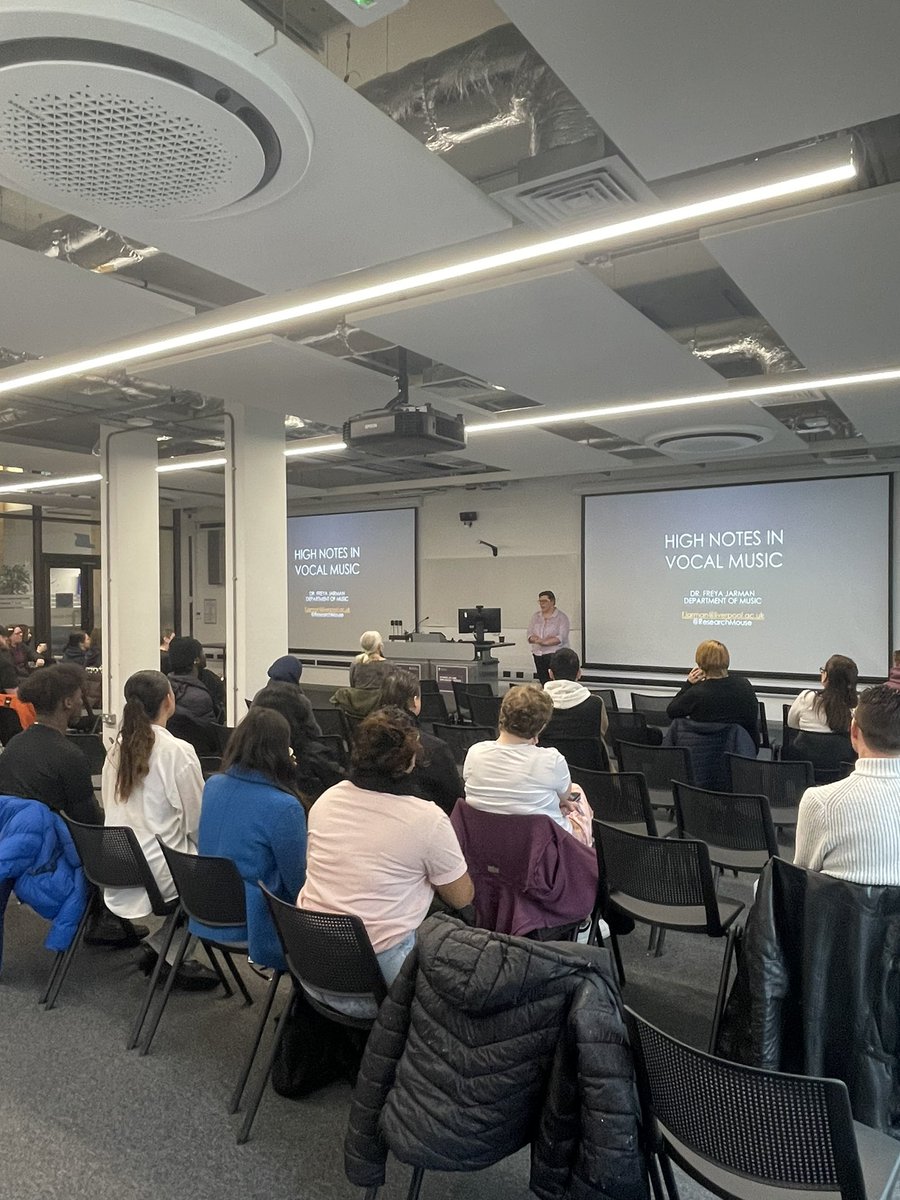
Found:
[0,794,88,965]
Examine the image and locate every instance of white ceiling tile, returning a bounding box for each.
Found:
[499,0,900,179]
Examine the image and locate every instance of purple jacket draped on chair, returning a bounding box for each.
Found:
[450,801,598,937]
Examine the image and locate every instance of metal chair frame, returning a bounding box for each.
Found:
[430,722,495,767]
[727,753,815,827]
[673,781,778,874]
[571,767,673,837]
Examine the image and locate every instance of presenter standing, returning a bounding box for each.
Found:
[527,590,570,685]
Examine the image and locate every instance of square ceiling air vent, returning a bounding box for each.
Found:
[491,155,657,229]
[418,365,495,401]
[463,393,542,414]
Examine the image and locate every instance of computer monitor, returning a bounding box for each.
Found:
[458,607,501,641]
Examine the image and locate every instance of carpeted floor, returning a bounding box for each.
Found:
[1,884,757,1200]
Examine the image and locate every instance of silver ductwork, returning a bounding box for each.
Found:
[19,215,159,274]
[681,323,802,375]
[358,23,602,157]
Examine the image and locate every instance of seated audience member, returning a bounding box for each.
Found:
[267,655,303,686]
[377,671,463,815]
[0,626,21,691]
[666,639,759,746]
[885,650,900,692]
[85,627,102,668]
[192,708,307,971]
[0,664,99,825]
[794,685,900,883]
[787,654,857,771]
[61,630,91,666]
[159,629,174,674]
[9,624,43,676]
[251,682,343,804]
[348,630,392,689]
[298,707,473,986]
[0,664,145,946]
[543,648,609,741]
[463,684,592,844]
[102,669,216,988]
[197,650,226,723]
[167,636,216,726]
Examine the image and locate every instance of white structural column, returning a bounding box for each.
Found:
[99,426,161,745]
[224,402,288,725]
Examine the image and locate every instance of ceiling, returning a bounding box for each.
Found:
[0,0,899,510]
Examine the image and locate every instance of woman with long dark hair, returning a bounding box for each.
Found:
[377,671,462,815]
[251,681,343,805]
[788,654,858,775]
[102,670,217,988]
[191,707,307,970]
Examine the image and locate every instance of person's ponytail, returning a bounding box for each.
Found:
[114,670,171,801]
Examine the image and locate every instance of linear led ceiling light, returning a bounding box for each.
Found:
[466,364,900,435]
[0,160,855,400]
[284,440,348,458]
[156,457,227,473]
[0,472,102,494]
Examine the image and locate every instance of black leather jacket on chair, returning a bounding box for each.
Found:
[717,856,900,1136]
[345,912,648,1200]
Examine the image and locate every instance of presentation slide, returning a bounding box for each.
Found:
[287,508,416,651]
[583,476,891,676]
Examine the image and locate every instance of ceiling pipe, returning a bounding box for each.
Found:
[18,214,159,274]
[678,323,803,375]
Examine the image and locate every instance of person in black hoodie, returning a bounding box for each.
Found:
[251,681,343,805]
[167,636,216,726]
[377,671,463,816]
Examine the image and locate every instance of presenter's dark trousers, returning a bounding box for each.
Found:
[533,655,552,685]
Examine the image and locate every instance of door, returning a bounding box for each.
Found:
[42,555,101,659]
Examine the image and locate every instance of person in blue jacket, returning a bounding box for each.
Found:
[0,793,88,971]
[190,708,306,970]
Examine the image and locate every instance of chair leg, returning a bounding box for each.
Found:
[659,1150,681,1199]
[139,924,191,1056]
[648,1155,667,1200]
[221,950,253,1006]
[126,908,181,1050]
[363,1189,379,1200]
[229,970,282,1114]
[42,899,92,1008]
[647,925,658,953]
[653,928,667,958]
[406,1166,425,1200]
[201,942,233,998]
[709,925,740,1054]
[611,931,626,987]
[236,982,296,1145]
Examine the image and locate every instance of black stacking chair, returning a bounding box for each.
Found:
[539,733,609,772]
[0,704,22,745]
[673,781,778,874]
[467,691,502,731]
[594,821,743,1051]
[167,712,220,755]
[198,755,222,779]
[313,707,346,739]
[571,768,674,837]
[606,710,662,755]
[452,680,492,724]
[630,692,675,730]
[137,844,252,1059]
[627,1007,900,1200]
[48,819,180,1053]
[419,679,440,695]
[617,740,693,811]
[780,702,799,755]
[317,732,350,769]
[431,722,494,766]
[591,687,618,712]
[758,702,771,751]
[340,709,365,746]
[210,723,233,753]
[727,754,814,828]
[66,732,107,775]
[236,889,386,1145]
[418,689,449,726]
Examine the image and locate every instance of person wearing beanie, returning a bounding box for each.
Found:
[267,655,302,685]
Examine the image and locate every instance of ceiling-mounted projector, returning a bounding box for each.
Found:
[327,0,410,27]
[343,404,466,457]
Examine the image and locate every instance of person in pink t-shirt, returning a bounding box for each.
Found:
[298,707,473,989]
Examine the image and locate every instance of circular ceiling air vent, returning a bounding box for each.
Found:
[649,426,774,458]
[0,35,312,220]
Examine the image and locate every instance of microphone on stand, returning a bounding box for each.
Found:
[414,616,430,632]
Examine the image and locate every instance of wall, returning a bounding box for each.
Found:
[178,508,227,644]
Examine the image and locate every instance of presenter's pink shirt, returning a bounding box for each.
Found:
[297,779,468,953]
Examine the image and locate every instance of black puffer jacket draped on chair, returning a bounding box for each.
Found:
[345,913,648,1200]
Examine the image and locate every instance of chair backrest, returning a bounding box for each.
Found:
[627,1007,869,1200]
[317,732,349,769]
[431,722,494,766]
[419,678,440,696]
[167,712,220,756]
[418,689,449,724]
[467,691,502,730]
[758,702,771,750]
[673,781,778,864]
[339,709,364,745]
[0,705,23,745]
[727,754,814,813]
[591,687,618,712]
[66,732,107,774]
[571,768,658,834]
[157,841,246,927]
[452,680,492,723]
[313,707,345,739]
[617,740,693,790]
[210,723,233,753]
[539,732,609,772]
[781,703,799,751]
[63,816,169,915]
[630,692,675,728]
[606,710,657,751]
[261,885,386,1003]
[198,755,222,779]
[594,820,722,932]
